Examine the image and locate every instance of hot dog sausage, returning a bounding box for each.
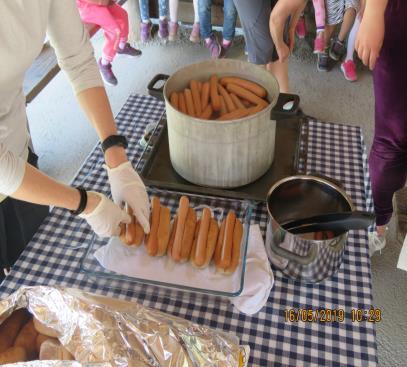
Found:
[134,219,145,246]
[199,104,213,120]
[225,218,243,274]
[218,210,236,269]
[214,218,226,266]
[181,207,197,262]
[0,309,30,352]
[220,96,227,116]
[230,93,245,110]
[210,75,221,111]
[147,196,161,256]
[190,220,201,265]
[201,81,210,111]
[167,216,178,257]
[172,196,190,261]
[218,108,249,121]
[170,92,179,110]
[218,84,236,113]
[184,89,196,117]
[195,207,211,267]
[190,80,202,116]
[246,104,267,116]
[179,93,187,114]
[220,77,267,98]
[203,218,219,267]
[157,206,171,256]
[226,83,269,108]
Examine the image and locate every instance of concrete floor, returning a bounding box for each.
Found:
[26,31,406,366]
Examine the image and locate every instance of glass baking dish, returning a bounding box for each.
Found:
[80,187,253,301]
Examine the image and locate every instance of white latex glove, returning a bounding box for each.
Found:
[105,161,150,233]
[79,192,131,237]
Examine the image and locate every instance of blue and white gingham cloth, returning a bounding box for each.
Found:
[0,95,377,367]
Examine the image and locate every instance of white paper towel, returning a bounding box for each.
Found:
[397,234,407,271]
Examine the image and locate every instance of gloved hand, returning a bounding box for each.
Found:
[79,192,130,237]
[105,161,150,233]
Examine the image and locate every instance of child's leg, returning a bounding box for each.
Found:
[169,0,178,23]
[222,0,237,42]
[267,60,289,93]
[139,0,150,23]
[108,4,129,47]
[337,4,357,43]
[158,0,169,19]
[198,0,213,40]
[345,15,360,61]
[312,0,325,31]
[192,0,199,23]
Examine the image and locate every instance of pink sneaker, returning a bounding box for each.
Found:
[313,32,325,54]
[341,60,358,82]
[295,17,306,39]
[189,22,200,43]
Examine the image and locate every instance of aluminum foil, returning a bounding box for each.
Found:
[0,286,245,366]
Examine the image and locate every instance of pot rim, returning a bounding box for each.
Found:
[266,174,356,229]
[163,59,280,125]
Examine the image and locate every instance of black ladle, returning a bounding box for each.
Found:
[281,210,376,235]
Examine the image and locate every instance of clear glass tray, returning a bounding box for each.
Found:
[80,187,253,301]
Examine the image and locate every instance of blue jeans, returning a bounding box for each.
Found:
[139,0,168,21]
[198,0,237,41]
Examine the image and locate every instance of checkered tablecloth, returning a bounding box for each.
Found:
[0,95,377,367]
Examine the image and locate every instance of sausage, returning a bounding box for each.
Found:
[172,196,190,262]
[156,206,171,256]
[199,104,213,120]
[167,216,178,257]
[190,80,202,116]
[218,210,236,269]
[0,346,27,364]
[220,96,227,116]
[241,99,252,107]
[184,89,196,117]
[0,309,31,352]
[195,208,211,267]
[230,93,245,110]
[197,81,203,93]
[201,81,210,111]
[133,219,145,246]
[218,84,236,113]
[14,319,38,360]
[220,77,267,98]
[214,218,226,266]
[170,92,179,110]
[147,196,161,256]
[124,205,138,246]
[179,92,187,114]
[226,83,269,108]
[202,218,219,267]
[218,108,249,121]
[210,75,221,111]
[180,207,197,262]
[225,218,243,274]
[190,220,201,265]
[246,104,267,116]
[33,317,60,338]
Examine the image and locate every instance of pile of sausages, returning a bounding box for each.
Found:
[120,196,243,274]
[169,76,270,121]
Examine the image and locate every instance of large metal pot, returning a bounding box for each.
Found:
[265,175,360,283]
[147,59,299,188]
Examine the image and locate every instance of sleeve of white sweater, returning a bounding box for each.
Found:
[0,143,26,196]
[46,0,103,94]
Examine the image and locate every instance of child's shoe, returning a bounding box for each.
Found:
[159,18,169,39]
[329,38,345,60]
[341,60,357,82]
[313,32,325,54]
[295,16,306,39]
[317,52,329,72]
[220,39,233,58]
[168,21,178,41]
[368,230,387,257]
[117,43,142,57]
[98,58,117,86]
[140,22,152,43]
[205,35,221,59]
[189,22,200,43]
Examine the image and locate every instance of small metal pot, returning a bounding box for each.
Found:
[265,175,355,283]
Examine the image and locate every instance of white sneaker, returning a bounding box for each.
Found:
[368,231,387,257]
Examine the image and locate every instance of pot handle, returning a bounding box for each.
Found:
[271,93,300,120]
[147,74,170,101]
[269,234,318,266]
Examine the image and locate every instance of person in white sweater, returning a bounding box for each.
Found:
[0,0,150,272]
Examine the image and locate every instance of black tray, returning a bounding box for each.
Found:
[138,117,305,202]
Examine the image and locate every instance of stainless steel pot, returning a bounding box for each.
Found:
[147,59,300,188]
[265,175,357,283]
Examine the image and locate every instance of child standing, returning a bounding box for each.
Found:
[138,0,169,42]
[168,0,200,42]
[76,0,141,86]
[199,0,237,59]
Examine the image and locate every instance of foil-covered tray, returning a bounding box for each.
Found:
[0,286,248,366]
[80,187,253,299]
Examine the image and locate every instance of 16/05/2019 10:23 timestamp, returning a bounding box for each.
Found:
[284,308,382,323]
